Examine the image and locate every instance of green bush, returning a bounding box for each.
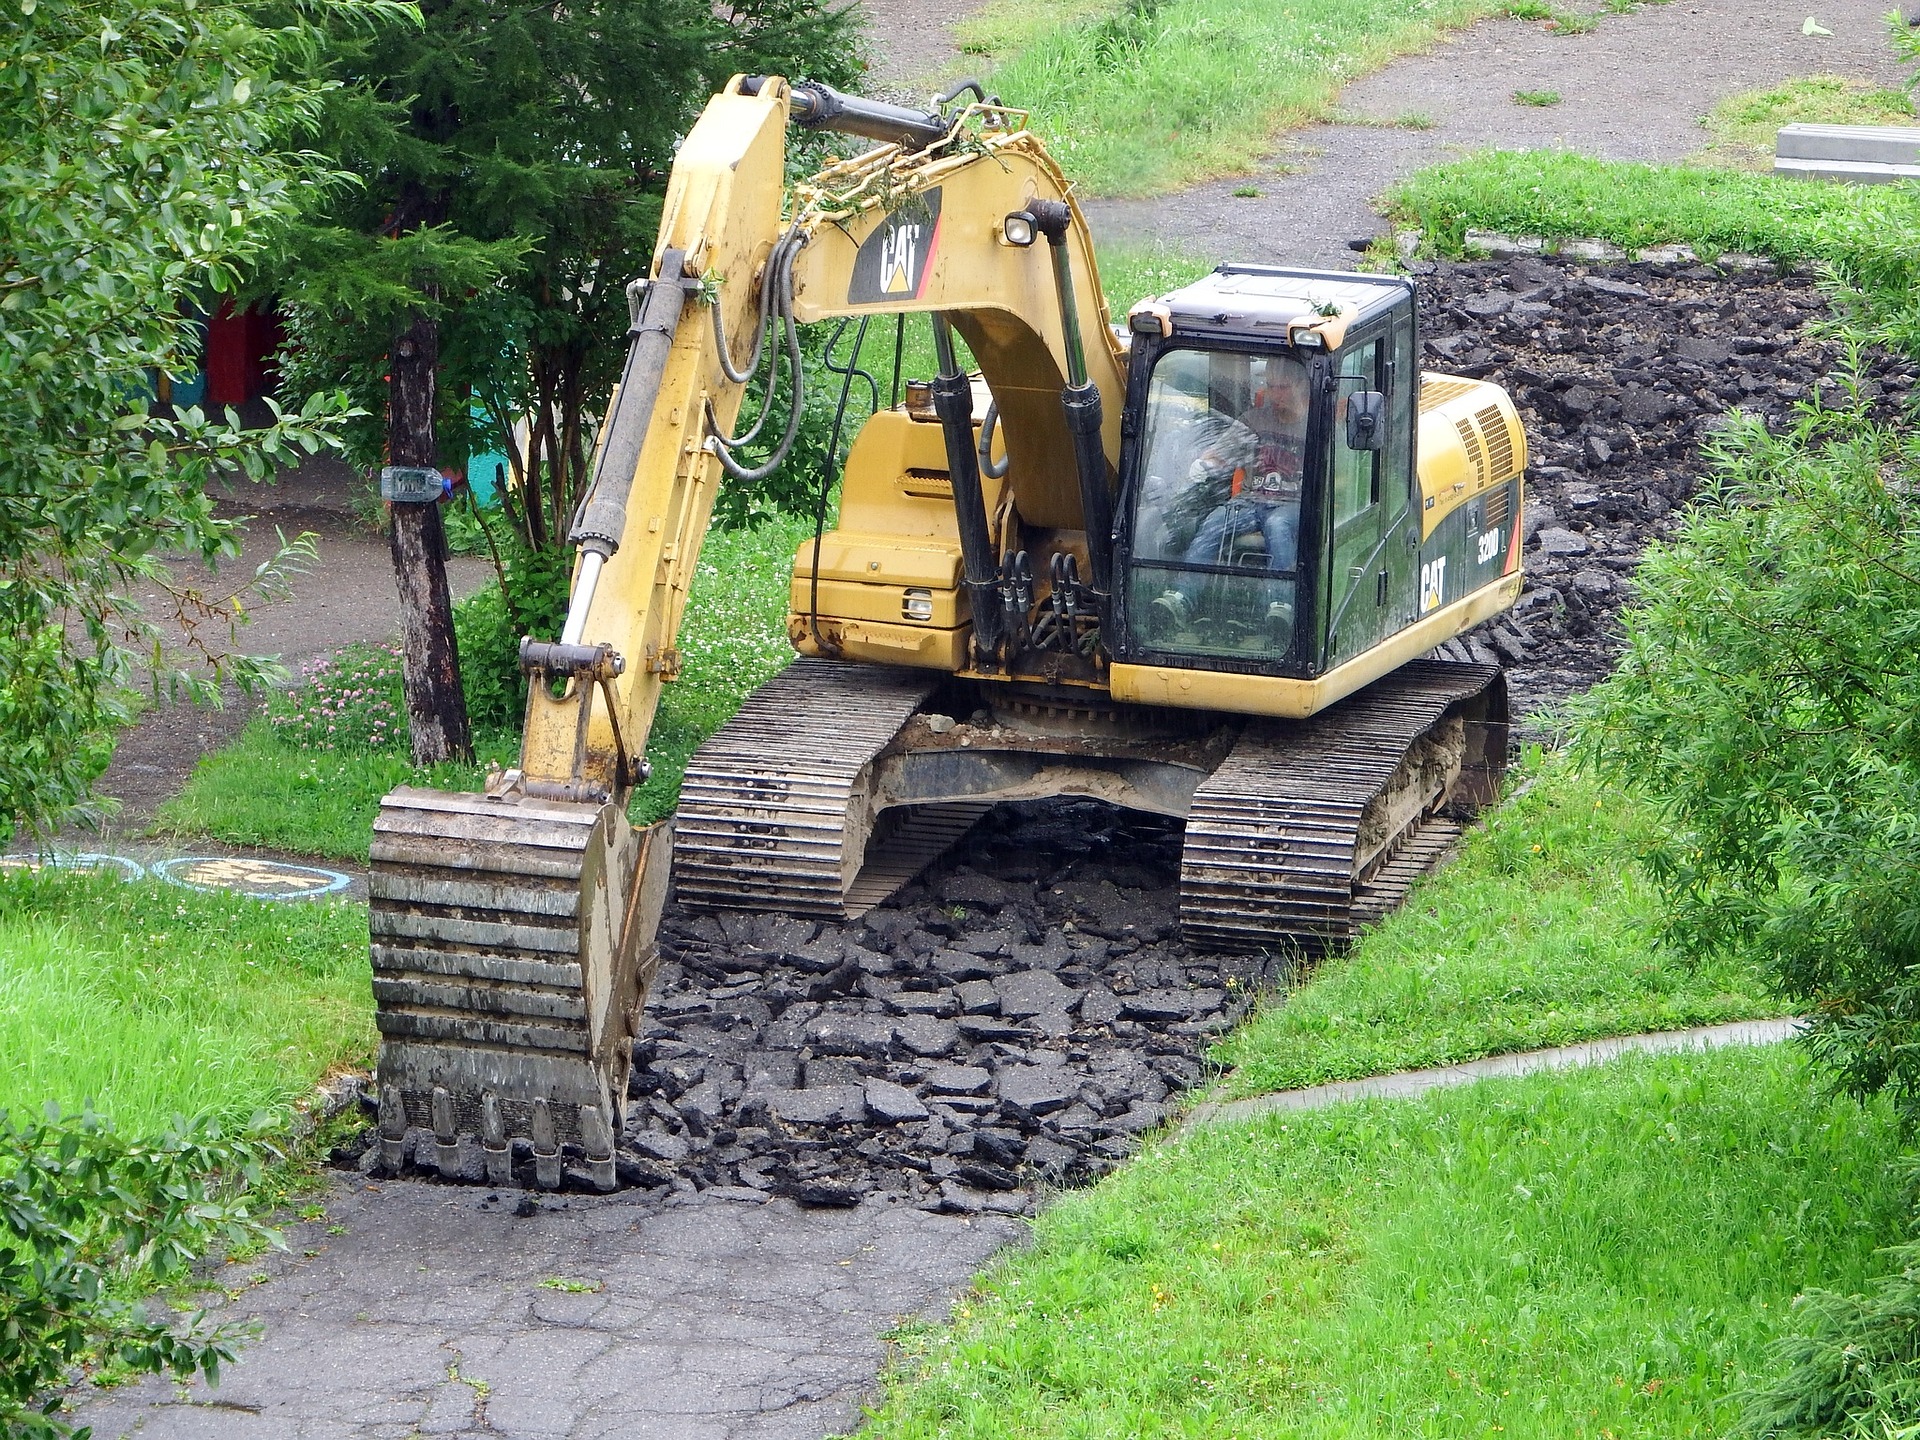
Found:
[1575,386,1920,1120]
[452,542,571,735]
[1742,1235,1920,1437]
[1,1108,281,1438]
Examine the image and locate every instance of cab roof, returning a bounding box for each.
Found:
[1155,265,1414,340]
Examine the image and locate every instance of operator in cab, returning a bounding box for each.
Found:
[1143,354,1310,632]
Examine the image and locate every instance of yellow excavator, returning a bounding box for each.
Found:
[366,76,1527,1188]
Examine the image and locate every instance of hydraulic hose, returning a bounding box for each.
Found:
[978,401,1009,479]
[707,234,811,484]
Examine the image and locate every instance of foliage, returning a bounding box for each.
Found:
[450,537,574,733]
[0,0,368,842]
[1742,1234,1920,1438]
[856,1047,1906,1438]
[1574,390,1920,1121]
[0,1106,282,1438]
[0,871,373,1130]
[276,0,864,557]
[1211,755,1778,1099]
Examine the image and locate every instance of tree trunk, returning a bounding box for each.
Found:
[388,309,473,766]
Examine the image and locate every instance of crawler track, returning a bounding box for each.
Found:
[673,658,985,919]
[1181,661,1505,952]
[677,656,1504,954]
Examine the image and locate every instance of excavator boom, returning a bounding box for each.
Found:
[366,77,1131,1188]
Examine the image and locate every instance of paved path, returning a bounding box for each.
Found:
[1186,1017,1802,1128]
[1084,0,1912,269]
[70,1186,1022,1440]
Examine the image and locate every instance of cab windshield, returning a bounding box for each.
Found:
[1127,348,1310,662]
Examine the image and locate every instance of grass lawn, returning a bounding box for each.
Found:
[1392,148,1920,265]
[964,0,1588,196]
[1698,74,1913,171]
[1211,756,1780,1100]
[855,1044,1906,1439]
[0,872,372,1135]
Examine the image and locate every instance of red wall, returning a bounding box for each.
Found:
[206,301,282,407]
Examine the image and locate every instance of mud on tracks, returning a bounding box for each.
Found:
[332,255,1906,1212]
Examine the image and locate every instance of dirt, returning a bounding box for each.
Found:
[1084,0,1912,268]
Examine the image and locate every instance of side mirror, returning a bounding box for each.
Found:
[1346,390,1388,452]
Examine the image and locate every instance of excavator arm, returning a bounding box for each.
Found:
[365,76,1129,1190]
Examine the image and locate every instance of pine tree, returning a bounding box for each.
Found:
[275,0,861,760]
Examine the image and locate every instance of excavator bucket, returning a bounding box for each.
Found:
[366,789,672,1189]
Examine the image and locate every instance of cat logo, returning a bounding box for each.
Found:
[848,189,943,304]
[880,222,921,295]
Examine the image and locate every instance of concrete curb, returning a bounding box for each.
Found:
[1395,227,1787,271]
[1185,1017,1803,1130]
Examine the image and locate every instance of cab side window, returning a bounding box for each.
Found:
[1331,340,1381,527]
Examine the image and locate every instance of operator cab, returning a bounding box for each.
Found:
[1112,266,1419,681]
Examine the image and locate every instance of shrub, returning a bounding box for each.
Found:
[1574,383,1920,1119]
[1741,1237,1920,1437]
[1,1108,280,1437]
[453,541,572,735]
[265,643,405,752]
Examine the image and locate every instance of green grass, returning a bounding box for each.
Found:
[981,0,1519,195]
[159,517,813,860]
[0,872,372,1135]
[1512,88,1561,106]
[153,724,516,862]
[1390,148,1920,284]
[1700,74,1913,171]
[1211,758,1780,1100]
[856,1045,1907,1439]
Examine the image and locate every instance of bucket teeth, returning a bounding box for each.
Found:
[367,787,672,1188]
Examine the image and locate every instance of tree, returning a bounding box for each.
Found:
[274,0,862,691]
[1574,384,1920,1119]
[1,1109,282,1438]
[0,0,371,844]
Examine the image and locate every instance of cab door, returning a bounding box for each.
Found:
[1322,332,1392,665]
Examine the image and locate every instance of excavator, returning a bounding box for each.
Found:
[366,76,1527,1188]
